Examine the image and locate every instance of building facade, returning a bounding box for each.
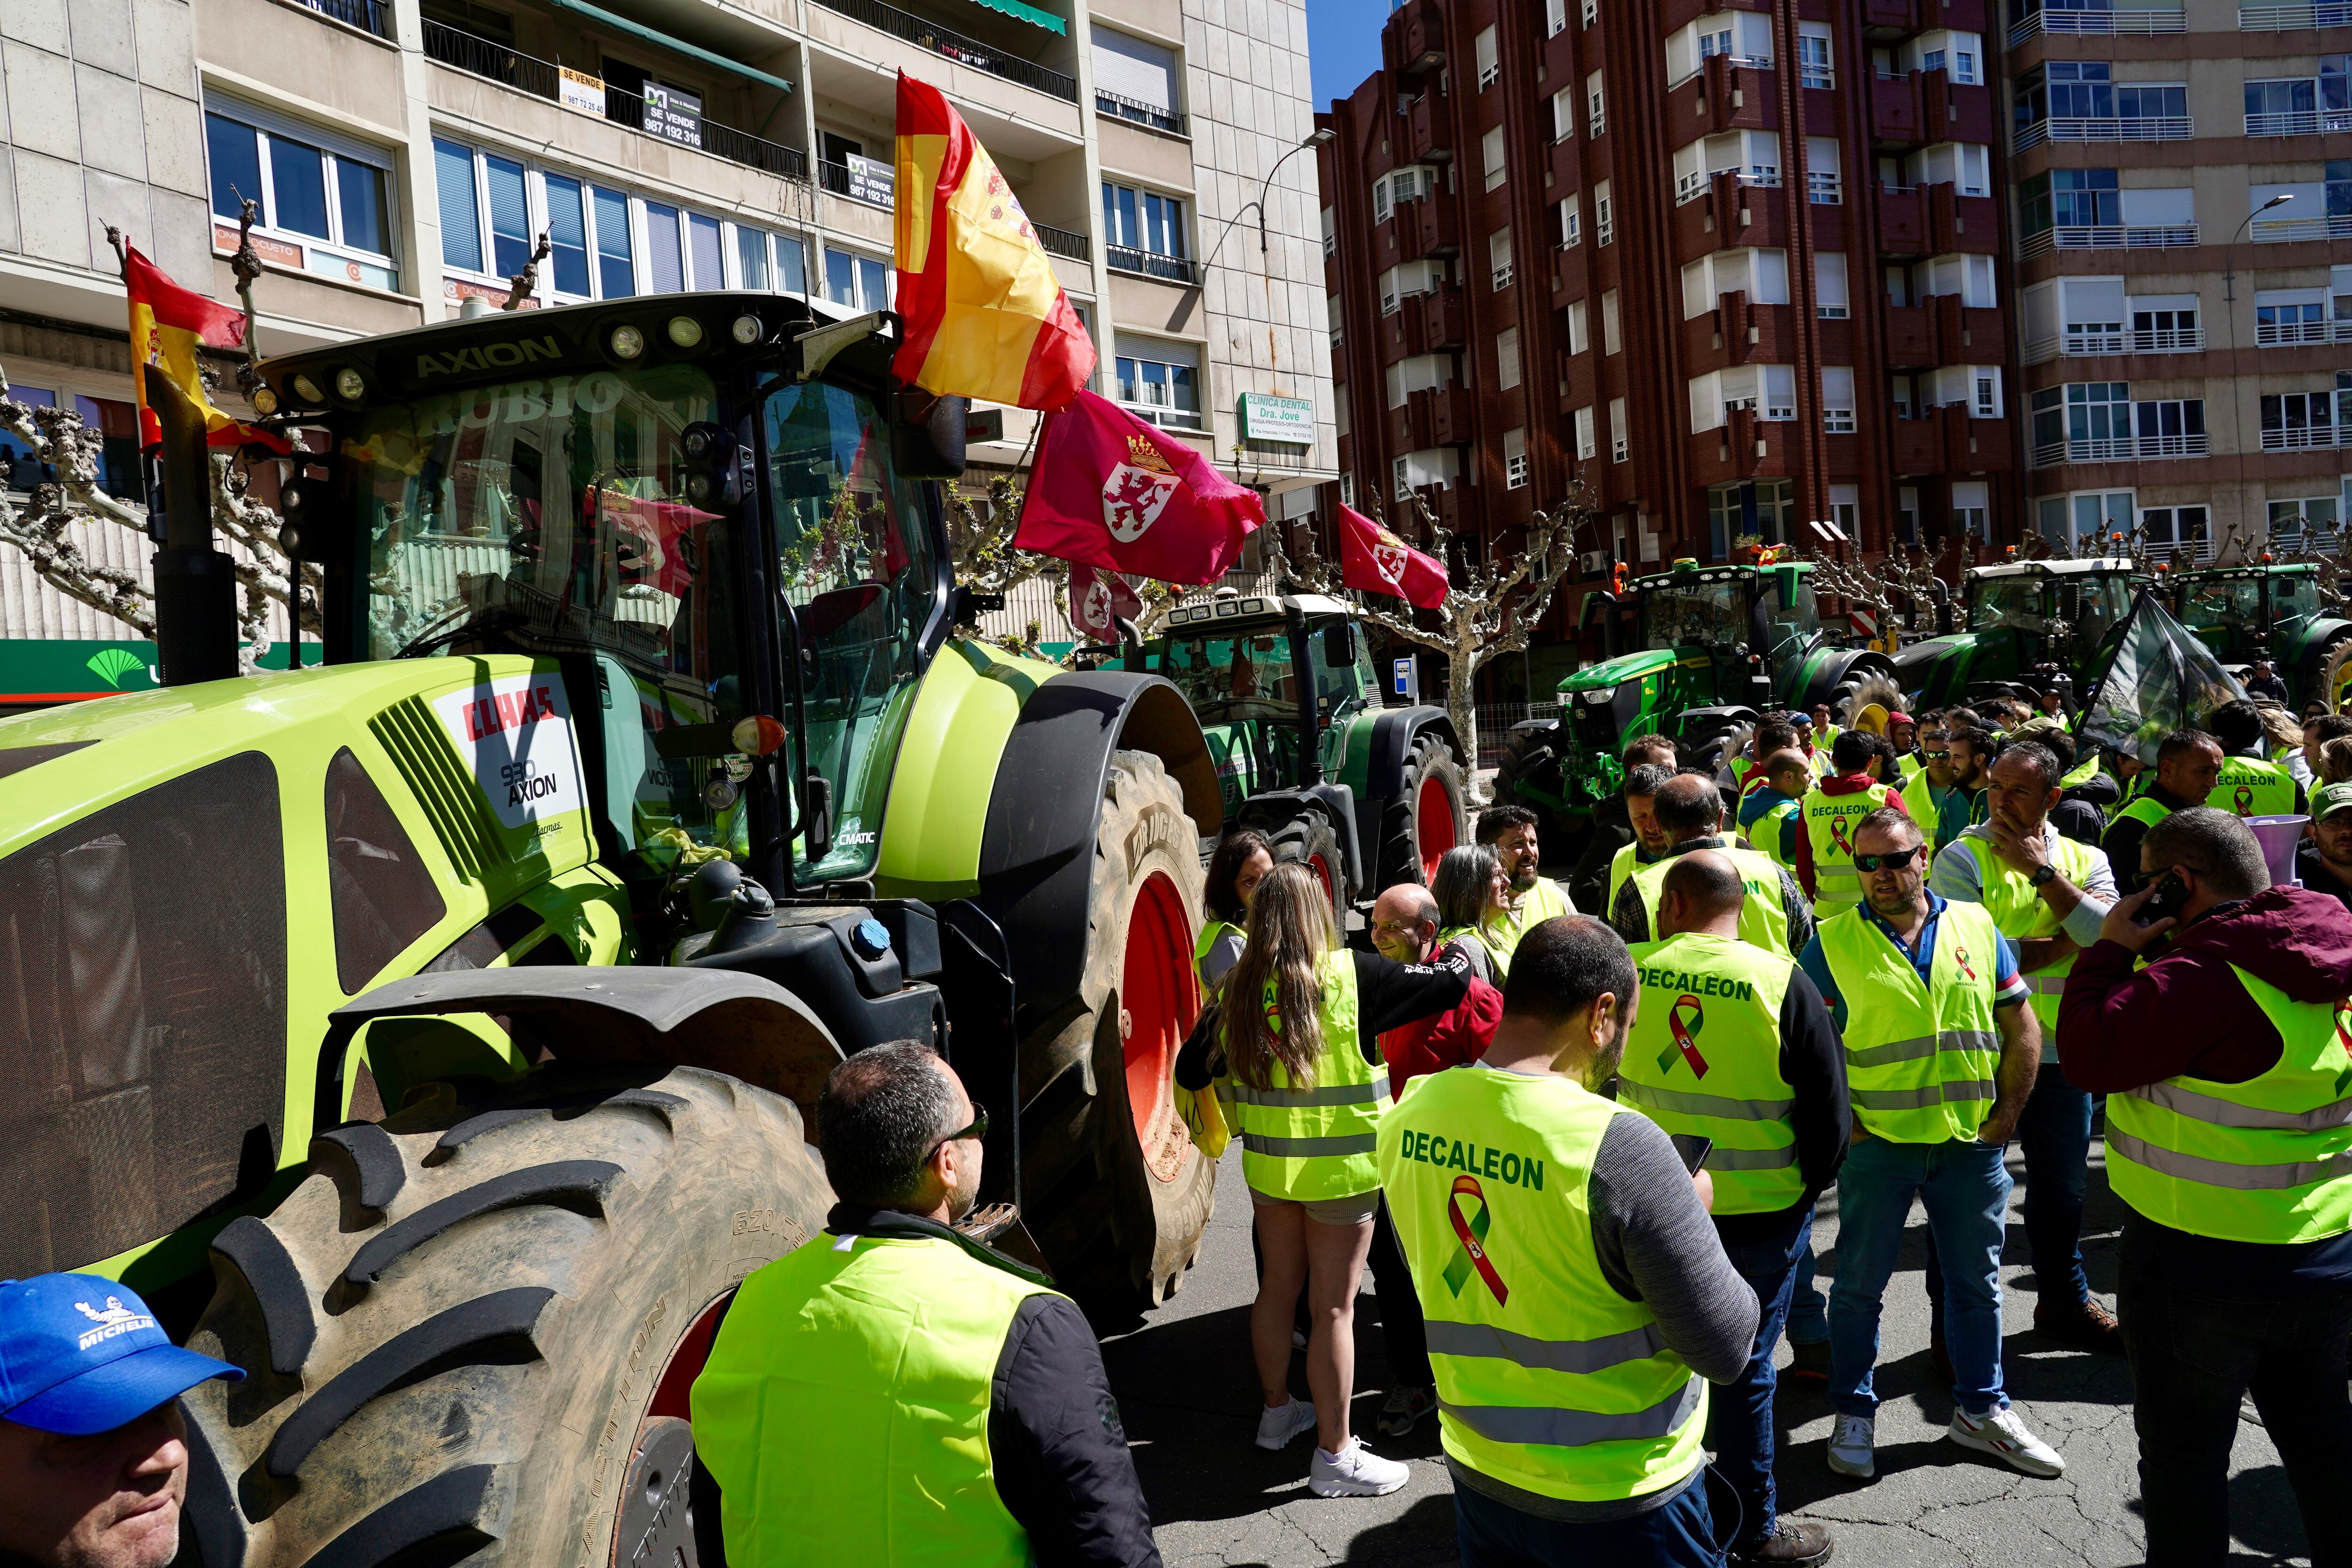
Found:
[0,0,1334,666]
[2009,0,2350,557]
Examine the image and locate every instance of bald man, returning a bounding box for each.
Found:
[1611,772,1816,960]
[1616,850,1851,1565]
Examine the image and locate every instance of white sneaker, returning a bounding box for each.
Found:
[1948,1405,2065,1477]
[1255,1398,1316,1450]
[1309,1438,1410,1497]
[1825,1413,1876,1479]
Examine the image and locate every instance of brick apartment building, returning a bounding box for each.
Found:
[1315,0,2350,619]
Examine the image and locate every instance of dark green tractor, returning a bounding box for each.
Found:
[1894,556,2139,710]
[2166,562,2352,710]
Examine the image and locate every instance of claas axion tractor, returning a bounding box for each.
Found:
[0,296,1230,1568]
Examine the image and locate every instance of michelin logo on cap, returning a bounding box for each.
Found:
[74,1297,158,1351]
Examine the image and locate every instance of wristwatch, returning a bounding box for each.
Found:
[2029,863,2058,888]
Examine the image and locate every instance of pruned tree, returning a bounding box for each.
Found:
[1272,477,1597,802]
[943,472,1057,596]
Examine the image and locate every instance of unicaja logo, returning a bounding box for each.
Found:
[73,1296,155,1350]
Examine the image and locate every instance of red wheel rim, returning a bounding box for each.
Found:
[1121,869,1196,1178]
[1415,777,1458,882]
[1309,853,1335,905]
[645,1291,732,1422]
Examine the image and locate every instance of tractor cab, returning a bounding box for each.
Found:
[2168,562,2351,707]
[1896,557,2134,708]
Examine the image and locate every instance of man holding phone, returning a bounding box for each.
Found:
[1798,809,2062,1483]
[1618,852,1850,1567]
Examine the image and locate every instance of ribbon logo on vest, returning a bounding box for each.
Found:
[1658,994,1711,1078]
[1828,815,1854,857]
[2233,784,2254,815]
[1441,1174,1509,1305]
[1952,944,1978,983]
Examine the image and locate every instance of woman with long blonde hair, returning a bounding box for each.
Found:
[1175,860,1478,1496]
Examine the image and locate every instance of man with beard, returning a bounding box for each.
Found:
[1944,725,1997,830]
[693,1043,1161,1568]
[1902,729,1969,856]
[2295,781,2352,914]
[1377,916,1758,1568]
[2103,730,2224,895]
[1478,804,1580,967]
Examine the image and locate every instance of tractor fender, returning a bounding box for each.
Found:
[1235,784,1366,898]
[1802,647,1897,712]
[2292,618,2352,703]
[1677,705,1760,731]
[966,671,1222,1019]
[1354,706,1462,854]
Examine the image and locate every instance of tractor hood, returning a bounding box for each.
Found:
[1893,632,1975,678]
[1559,646,1678,694]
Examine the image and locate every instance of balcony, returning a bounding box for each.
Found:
[1879,185,1927,251]
[2025,325,2207,362]
[1889,415,1945,471]
[2257,318,2352,345]
[2254,214,2352,243]
[2240,2,2352,24]
[1396,383,1473,448]
[423,22,807,179]
[1097,91,1184,135]
[291,0,389,37]
[2246,109,2352,136]
[1692,410,1799,486]
[1864,0,1922,28]
[2031,432,2209,466]
[2016,223,2199,259]
[1106,245,1198,285]
[2261,422,2348,450]
[1676,165,1782,207]
[2012,115,2192,152]
[811,0,1077,103]
[818,157,892,207]
[2006,7,2186,45]
[1394,195,1460,259]
[1408,93,1450,162]
[1034,223,1089,262]
[1885,304,1936,366]
[1402,286,1467,355]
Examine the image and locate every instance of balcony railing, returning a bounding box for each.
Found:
[811,0,1078,102]
[818,159,894,207]
[1097,90,1185,135]
[294,0,390,36]
[2254,214,2352,242]
[1667,53,1772,89]
[2246,109,2352,136]
[1119,398,1204,431]
[1106,245,1198,285]
[2032,432,2209,465]
[2025,325,2207,360]
[2006,8,2186,44]
[1674,166,1782,205]
[1034,222,1089,262]
[2261,423,2347,450]
[2240,2,2352,24]
[2142,538,2215,565]
[2257,318,2352,345]
[2013,116,2192,151]
[2017,223,2200,258]
[1806,171,1843,203]
[423,22,808,179]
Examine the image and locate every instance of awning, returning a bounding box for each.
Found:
[546,0,795,94]
[968,0,1065,35]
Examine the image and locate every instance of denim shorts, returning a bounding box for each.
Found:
[1250,1187,1381,1226]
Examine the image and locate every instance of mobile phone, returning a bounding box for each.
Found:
[1669,1133,1715,1176]
[2139,868,2190,923]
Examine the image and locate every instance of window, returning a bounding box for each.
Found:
[1806,138,1842,204]
[1113,335,1203,430]
[1102,181,1189,278]
[1482,127,1507,191]
[1340,472,1355,506]
[1395,455,1412,500]
[1327,293,1343,346]
[1322,205,1335,258]
[1092,28,1181,129]
[1707,479,1796,556]
[2016,61,2112,130]
[1904,142,1992,199]
[1475,25,1498,90]
[0,384,55,492]
[1489,227,1514,291]
[2140,504,2208,550]
[825,247,890,311]
[1374,165,1436,224]
[1384,353,1456,409]
[2257,290,2328,344]
[1497,327,1521,390]
[645,203,684,293]
[1552,88,1575,142]
[1581,0,1597,26]
[2246,58,2352,133]
[1798,25,1834,89]
[1566,298,1590,354]
[1586,71,1607,137]
[2262,389,2339,449]
[1547,0,1565,35]
[1899,485,1922,544]
[1815,252,1850,318]
[1595,180,1614,245]
[76,396,144,500]
[593,186,634,298]
[1682,249,1789,317]
[1610,397,1629,462]
[1575,405,1598,460]
[1831,485,1861,540]
[2269,496,2341,534]
[1822,366,1856,432]
[1504,427,1528,489]
[1602,288,1621,354]
[1378,258,1445,315]
[1559,195,1582,247]
[1952,480,1990,539]
[2019,167,2120,235]
[210,106,397,288]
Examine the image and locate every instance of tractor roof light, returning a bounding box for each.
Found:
[667,316,704,349]
[610,324,646,360]
[251,386,279,416]
[334,367,366,402]
[291,374,326,405]
[731,314,763,345]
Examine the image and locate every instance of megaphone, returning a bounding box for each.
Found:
[1853,703,1890,737]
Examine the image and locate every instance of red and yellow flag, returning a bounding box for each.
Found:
[124,247,286,452]
[892,71,1095,411]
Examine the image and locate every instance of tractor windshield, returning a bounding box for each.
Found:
[1161,627,1301,723]
[1765,578,1821,695]
[764,381,940,886]
[1970,575,2045,634]
[2052,573,2132,667]
[1642,579,1745,647]
[352,363,751,858]
[2181,578,2262,636]
[2272,575,2320,638]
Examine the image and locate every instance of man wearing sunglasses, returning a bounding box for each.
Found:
[1900,730,1968,857]
[1928,741,2120,1354]
[693,1042,1162,1568]
[1797,809,2062,1485]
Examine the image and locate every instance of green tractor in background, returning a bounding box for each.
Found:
[2165,561,2352,710]
[1893,556,2138,710]
[1494,557,1899,845]
[1153,589,1468,905]
[0,295,1227,1568]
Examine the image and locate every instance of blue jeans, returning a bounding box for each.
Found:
[1829,1134,2012,1419]
[1455,1467,1723,1568]
[1924,1063,2093,1313]
[1787,1239,1828,1346]
[1710,1208,1812,1545]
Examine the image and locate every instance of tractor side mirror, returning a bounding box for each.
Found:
[1321,621,1358,669]
[891,390,969,480]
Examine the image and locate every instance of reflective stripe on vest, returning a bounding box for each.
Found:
[1627,845,1794,958]
[1818,900,2006,1142]
[2104,963,2352,1243]
[1228,950,1390,1201]
[1617,933,1804,1213]
[691,1233,1050,1568]
[1961,831,2101,1051]
[1800,782,1900,913]
[2215,756,2296,819]
[1376,1067,1708,1504]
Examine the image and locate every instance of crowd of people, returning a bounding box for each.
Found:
[5,696,2347,1568]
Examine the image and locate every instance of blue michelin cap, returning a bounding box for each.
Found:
[0,1274,243,1436]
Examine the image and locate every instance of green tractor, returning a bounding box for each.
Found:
[1153,589,1468,903]
[0,295,1228,1568]
[1495,557,1898,842]
[2165,561,2352,710]
[1893,555,2139,710]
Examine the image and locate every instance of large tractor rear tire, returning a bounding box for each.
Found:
[1374,732,1468,888]
[1015,750,1216,1312]
[179,1065,833,1568]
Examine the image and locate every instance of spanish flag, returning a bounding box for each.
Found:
[124,247,286,452]
[892,72,1095,410]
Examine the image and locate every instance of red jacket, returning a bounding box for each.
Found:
[1380,939,1503,1100]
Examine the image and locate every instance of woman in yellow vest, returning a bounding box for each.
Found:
[1431,842,1512,980]
[1172,862,1475,1497]
[1196,828,1273,992]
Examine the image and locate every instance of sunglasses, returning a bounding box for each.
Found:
[1921,749,1951,761]
[1853,846,1927,873]
[930,1104,989,1157]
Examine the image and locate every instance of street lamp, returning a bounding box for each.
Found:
[1202,128,1338,271]
[2221,192,2294,553]
[2225,192,2294,307]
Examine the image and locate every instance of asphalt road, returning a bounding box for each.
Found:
[1104,1136,2320,1567]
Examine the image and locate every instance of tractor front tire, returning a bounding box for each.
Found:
[1494,724,1577,845]
[1269,808,1346,909]
[180,1065,833,1568]
[1015,750,1216,1313]
[1375,733,1469,888]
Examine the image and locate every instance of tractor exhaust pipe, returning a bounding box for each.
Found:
[146,374,239,685]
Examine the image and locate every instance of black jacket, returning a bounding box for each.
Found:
[692,1206,1162,1568]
